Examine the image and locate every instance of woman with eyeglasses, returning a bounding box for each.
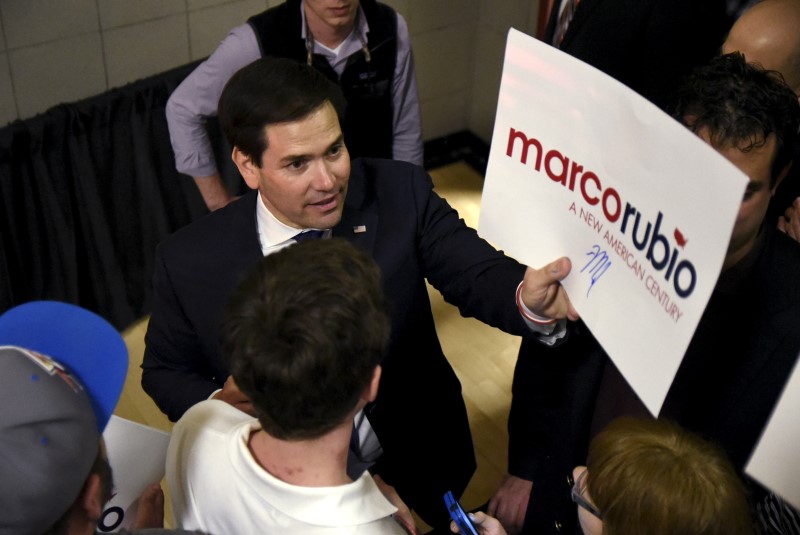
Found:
[452,418,755,535]
[573,417,754,535]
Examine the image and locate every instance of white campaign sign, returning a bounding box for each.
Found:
[479,29,747,414]
[746,357,800,509]
[98,416,171,532]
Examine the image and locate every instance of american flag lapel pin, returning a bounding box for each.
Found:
[353,225,367,234]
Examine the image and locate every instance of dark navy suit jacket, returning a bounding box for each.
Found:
[142,158,531,525]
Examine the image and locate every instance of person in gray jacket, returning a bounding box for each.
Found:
[166,0,422,212]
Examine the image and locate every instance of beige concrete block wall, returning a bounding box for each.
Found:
[0,0,275,124]
[0,0,542,146]
[468,0,540,143]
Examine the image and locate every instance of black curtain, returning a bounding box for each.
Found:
[0,61,212,330]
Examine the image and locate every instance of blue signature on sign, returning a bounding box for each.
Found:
[581,244,612,296]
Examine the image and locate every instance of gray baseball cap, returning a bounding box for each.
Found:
[0,301,128,535]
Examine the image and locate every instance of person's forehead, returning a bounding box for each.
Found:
[694,123,770,166]
[263,102,341,152]
[716,138,777,181]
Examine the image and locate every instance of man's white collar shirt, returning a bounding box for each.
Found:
[254,192,330,255]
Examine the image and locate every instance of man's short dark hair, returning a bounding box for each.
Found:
[672,52,800,185]
[218,57,347,166]
[221,239,390,441]
[42,447,113,535]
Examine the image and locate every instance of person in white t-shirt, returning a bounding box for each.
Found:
[167,238,415,534]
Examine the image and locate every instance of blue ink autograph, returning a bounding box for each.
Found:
[581,244,612,296]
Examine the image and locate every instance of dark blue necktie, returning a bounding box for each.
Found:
[347,422,368,480]
[291,230,325,242]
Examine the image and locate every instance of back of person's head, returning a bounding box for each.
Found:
[221,238,390,441]
[586,418,754,535]
[0,301,128,535]
[218,56,347,166]
[723,0,800,95]
[672,52,800,185]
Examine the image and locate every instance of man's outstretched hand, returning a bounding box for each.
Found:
[520,257,578,321]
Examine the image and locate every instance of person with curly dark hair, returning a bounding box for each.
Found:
[500,53,800,535]
[672,52,799,270]
[722,0,800,238]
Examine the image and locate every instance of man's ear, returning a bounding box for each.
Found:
[772,161,792,194]
[361,365,382,404]
[77,473,105,521]
[232,147,261,191]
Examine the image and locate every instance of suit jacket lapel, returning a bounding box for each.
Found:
[332,178,379,252]
[334,206,379,251]
[230,190,265,265]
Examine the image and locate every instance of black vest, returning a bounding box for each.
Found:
[248,0,397,159]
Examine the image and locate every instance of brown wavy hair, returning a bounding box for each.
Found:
[586,418,754,535]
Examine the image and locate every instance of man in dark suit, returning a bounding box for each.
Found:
[142,57,577,529]
[541,0,729,110]
[499,54,800,534]
[491,1,731,529]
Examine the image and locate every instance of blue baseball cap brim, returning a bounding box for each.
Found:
[0,301,128,431]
